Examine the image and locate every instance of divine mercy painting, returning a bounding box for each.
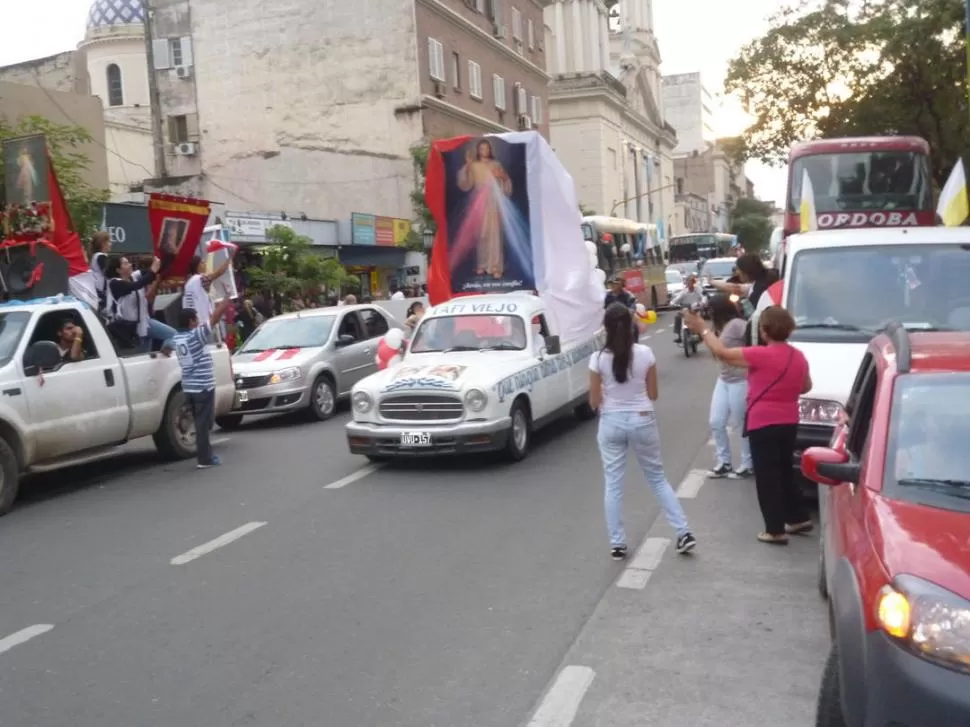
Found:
[2,135,50,205]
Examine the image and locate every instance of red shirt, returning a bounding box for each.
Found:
[742,343,808,430]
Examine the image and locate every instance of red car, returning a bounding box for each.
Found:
[802,324,970,727]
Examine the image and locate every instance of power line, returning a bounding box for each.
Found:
[203,170,410,187]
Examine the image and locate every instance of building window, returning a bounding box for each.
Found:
[451,52,461,89]
[468,60,483,99]
[106,64,124,107]
[170,38,184,66]
[530,95,542,123]
[515,84,527,114]
[511,7,522,42]
[493,74,506,110]
[427,37,445,82]
[527,18,535,49]
[168,115,189,144]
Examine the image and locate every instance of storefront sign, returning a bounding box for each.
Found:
[225,215,291,240]
[100,202,153,254]
[352,212,410,246]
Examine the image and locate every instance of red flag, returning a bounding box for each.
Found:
[148,194,211,279]
[425,135,472,306]
[45,154,87,276]
[766,279,783,305]
[27,262,45,288]
[206,238,238,254]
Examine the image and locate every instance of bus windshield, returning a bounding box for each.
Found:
[668,234,733,263]
[788,151,932,214]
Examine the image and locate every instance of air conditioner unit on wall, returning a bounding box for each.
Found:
[174,65,193,79]
[517,114,532,130]
[433,81,446,98]
[493,24,506,39]
[174,142,197,156]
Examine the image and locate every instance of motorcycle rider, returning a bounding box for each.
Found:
[671,274,705,344]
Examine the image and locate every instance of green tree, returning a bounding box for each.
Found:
[246,225,353,298]
[725,0,967,184]
[579,203,596,216]
[730,197,774,252]
[404,141,435,257]
[0,115,109,239]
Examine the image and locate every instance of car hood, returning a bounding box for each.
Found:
[232,347,323,372]
[869,496,970,600]
[789,341,869,405]
[358,352,531,394]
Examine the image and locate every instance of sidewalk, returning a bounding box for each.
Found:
[526,442,829,727]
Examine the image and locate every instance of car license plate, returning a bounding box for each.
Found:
[400,431,431,447]
[238,390,249,402]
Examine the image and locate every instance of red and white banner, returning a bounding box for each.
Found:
[148,193,211,280]
[204,225,239,299]
[250,348,301,362]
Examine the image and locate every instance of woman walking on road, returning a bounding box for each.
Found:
[683,306,813,544]
[589,303,697,560]
[706,294,753,479]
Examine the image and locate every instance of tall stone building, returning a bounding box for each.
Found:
[543,0,676,240]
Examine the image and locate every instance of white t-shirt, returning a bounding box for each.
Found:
[183,274,213,323]
[588,344,656,412]
[391,291,405,300]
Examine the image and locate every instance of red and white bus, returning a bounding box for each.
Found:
[784,136,935,237]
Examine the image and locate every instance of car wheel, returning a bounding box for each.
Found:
[215,414,244,431]
[818,544,829,600]
[0,437,20,517]
[153,389,196,460]
[815,646,847,727]
[505,399,531,462]
[308,375,337,421]
[574,402,597,421]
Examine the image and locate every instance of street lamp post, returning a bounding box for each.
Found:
[609,182,679,217]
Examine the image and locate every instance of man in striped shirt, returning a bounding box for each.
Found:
[173,289,232,468]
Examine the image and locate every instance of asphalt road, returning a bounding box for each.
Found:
[0,314,826,727]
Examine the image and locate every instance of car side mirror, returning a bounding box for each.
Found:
[23,340,63,376]
[335,334,355,347]
[801,446,859,486]
[544,335,561,355]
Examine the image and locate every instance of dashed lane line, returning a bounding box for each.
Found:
[616,537,670,590]
[0,624,54,656]
[526,665,596,727]
[677,469,707,499]
[170,521,267,565]
[323,464,382,489]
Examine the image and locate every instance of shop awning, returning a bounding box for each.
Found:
[338,246,407,267]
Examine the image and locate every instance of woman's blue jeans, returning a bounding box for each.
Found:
[597,411,690,546]
[142,318,177,350]
[709,378,753,470]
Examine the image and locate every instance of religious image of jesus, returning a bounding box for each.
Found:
[456,139,512,279]
[16,145,38,203]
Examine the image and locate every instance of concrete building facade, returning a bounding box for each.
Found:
[672,191,709,235]
[661,72,714,156]
[673,141,749,233]
[544,0,676,238]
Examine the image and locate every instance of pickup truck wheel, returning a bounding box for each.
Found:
[504,400,531,462]
[308,376,337,421]
[216,415,244,431]
[815,646,847,727]
[153,390,196,461]
[0,437,20,517]
[574,402,597,421]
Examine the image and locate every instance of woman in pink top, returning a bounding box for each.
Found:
[683,306,813,544]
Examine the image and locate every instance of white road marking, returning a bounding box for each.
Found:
[677,469,707,499]
[0,624,53,655]
[617,537,670,590]
[170,521,267,565]
[324,464,381,489]
[211,436,231,446]
[706,436,714,446]
[641,334,651,340]
[527,665,595,727]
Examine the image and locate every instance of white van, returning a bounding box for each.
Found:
[783,226,970,467]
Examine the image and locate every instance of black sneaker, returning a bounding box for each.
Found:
[676,533,697,554]
[610,545,628,560]
[673,336,682,343]
[708,463,732,478]
[729,468,753,479]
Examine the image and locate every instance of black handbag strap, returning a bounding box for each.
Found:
[746,346,795,417]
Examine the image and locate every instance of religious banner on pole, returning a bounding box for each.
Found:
[147,193,211,280]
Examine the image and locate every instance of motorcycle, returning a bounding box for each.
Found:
[682,300,709,357]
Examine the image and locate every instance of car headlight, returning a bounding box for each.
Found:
[268,367,302,385]
[876,576,970,673]
[799,398,843,424]
[352,391,373,413]
[464,388,487,412]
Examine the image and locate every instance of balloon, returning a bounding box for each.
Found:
[635,303,646,316]
[387,353,402,368]
[584,240,597,256]
[620,243,631,254]
[592,268,606,286]
[375,340,398,370]
[383,328,404,349]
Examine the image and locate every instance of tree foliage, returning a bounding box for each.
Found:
[725,0,968,184]
[0,115,109,239]
[730,197,775,252]
[246,225,353,298]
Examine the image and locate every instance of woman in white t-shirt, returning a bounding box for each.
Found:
[588,303,696,560]
[183,251,236,324]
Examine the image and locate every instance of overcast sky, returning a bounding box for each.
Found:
[2,0,788,203]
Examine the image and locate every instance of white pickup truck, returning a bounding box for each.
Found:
[0,297,237,516]
[346,293,602,461]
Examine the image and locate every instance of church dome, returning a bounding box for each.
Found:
[86,0,145,30]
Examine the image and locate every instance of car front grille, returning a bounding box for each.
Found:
[379,394,464,421]
[236,374,272,389]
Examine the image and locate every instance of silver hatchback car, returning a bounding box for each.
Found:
[215,304,403,429]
